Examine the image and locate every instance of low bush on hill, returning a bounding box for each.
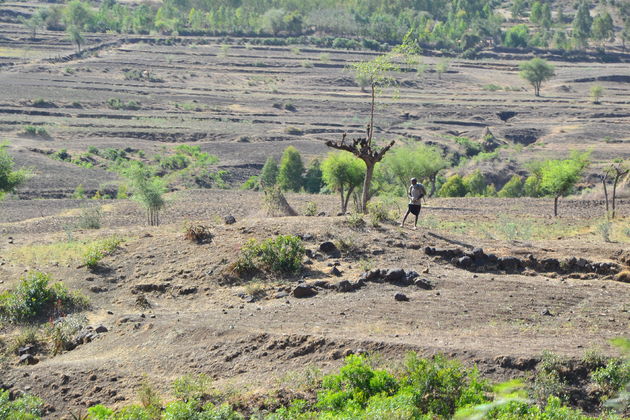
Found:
[235,235,305,276]
[0,272,89,323]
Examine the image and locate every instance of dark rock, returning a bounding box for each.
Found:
[179,286,197,295]
[317,212,327,217]
[94,325,108,334]
[319,241,339,255]
[372,249,385,255]
[384,268,406,283]
[334,280,354,292]
[224,215,236,225]
[305,249,314,258]
[18,354,38,365]
[414,278,434,290]
[541,308,553,316]
[360,269,384,282]
[131,283,169,294]
[17,345,35,356]
[405,271,419,282]
[302,233,314,241]
[309,280,332,289]
[498,256,522,273]
[540,258,560,272]
[454,256,473,269]
[330,266,342,277]
[89,286,107,293]
[274,292,289,299]
[293,284,317,298]
[394,293,409,302]
[575,258,588,268]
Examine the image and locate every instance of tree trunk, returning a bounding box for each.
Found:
[339,186,345,213]
[344,187,354,214]
[554,195,559,217]
[429,173,437,197]
[612,175,618,219]
[602,175,609,214]
[361,162,375,213]
[368,84,375,146]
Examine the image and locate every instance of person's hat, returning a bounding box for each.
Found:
[411,178,417,183]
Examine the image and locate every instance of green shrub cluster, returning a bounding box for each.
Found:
[235,235,304,276]
[82,236,123,269]
[107,98,141,110]
[0,390,43,419]
[22,125,48,137]
[0,272,89,323]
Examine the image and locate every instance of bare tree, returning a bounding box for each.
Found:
[603,161,629,219]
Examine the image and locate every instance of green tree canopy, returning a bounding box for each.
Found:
[538,152,590,216]
[519,57,555,96]
[592,12,614,47]
[259,156,279,188]
[127,164,166,226]
[463,170,486,196]
[438,174,467,197]
[277,146,304,192]
[304,159,323,194]
[572,0,593,49]
[321,151,365,213]
[0,144,29,199]
[381,143,449,197]
[498,175,524,197]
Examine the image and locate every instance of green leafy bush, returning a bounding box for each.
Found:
[0,272,89,323]
[498,175,524,198]
[592,359,630,397]
[0,390,43,419]
[82,237,123,269]
[22,125,48,137]
[235,235,304,276]
[438,175,467,197]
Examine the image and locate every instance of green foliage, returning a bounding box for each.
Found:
[0,390,43,419]
[463,170,486,196]
[107,98,141,110]
[454,136,483,157]
[572,0,593,49]
[22,125,49,137]
[591,85,604,104]
[235,235,304,276]
[48,313,87,354]
[524,174,542,197]
[592,359,630,397]
[304,201,318,216]
[277,146,304,192]
[487,396,592,419]
[0,143,29,199]
[504,24,529,47]
[321,151,365,213]
[0,272,89,323]
[259,156,279,189]
[498,175,523,198]
[127,164,166,226]
[77,206,102,229]
[303,159,323,194]
[438,175,467,197]
[82,236,123,269]
[381,143,449,193]
[240,175,260,191]
[519,58,554,97]
[539,152,589,199]
[172,374,212,402]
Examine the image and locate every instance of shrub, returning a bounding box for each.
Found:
[172,374,212,402]
[366,200,392,226]
[498,175,523,198]
[48,313,87,354]
[345,213,365,229]
[32,98,55,108]
[235,235,304,276]
[82,236,123,269]
[0,272,89,323]
[77,206,102,229]
[183,223,212,244]
[592,359,630,397]
[22,125,48,137]
[107,98,141,110]
[304,201,317,216]
[0,390,43,419]
[596,220,612,242]
[438,175,467,197]
[463,170,486,196]
[591,85,604,104]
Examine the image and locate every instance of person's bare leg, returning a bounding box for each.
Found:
[400,210,410,227]
[413,212,419,230]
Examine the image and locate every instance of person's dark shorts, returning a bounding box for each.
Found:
[408,204,421,216]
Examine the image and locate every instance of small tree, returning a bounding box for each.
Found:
[539,152,589,216]
[327,45,416,212]
[572,0,593,49]
[321,151,365,213]
[303,159,323,194]
[463,171,486,196]
[519,58,555,97]
[591,12,614,49]
[602,161,629,219]
[277,146,304,192]
[0,144,29,199]
[128,165,166,226]
[259,156,279,188]
[590,85,604,104]
[435,59,450,80]
[21,11,44,38]
[498,175,524,197]
[438,175,467,197]
[67,25,84,53]
[530,1,543,25]
[381,143,449,197]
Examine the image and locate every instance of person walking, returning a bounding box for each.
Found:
[400,178,426,230]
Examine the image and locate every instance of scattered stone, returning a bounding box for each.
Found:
[224,215,236,225]
[89,286,107,293]
[334,280,354,293]
[274,291,289,299]
[394,293,409,302]
[17,345,35,356]
[414,278,434,290]
[384,268,406,284]
[319,241,340,257]
[94,325,108,334]
[179,286,197,295]
[330,266,342,277]
[372,249,385,255]
[135,295,151,309]
[292,284,317,298]
[541,308,553,316]
[18,354,38,365]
